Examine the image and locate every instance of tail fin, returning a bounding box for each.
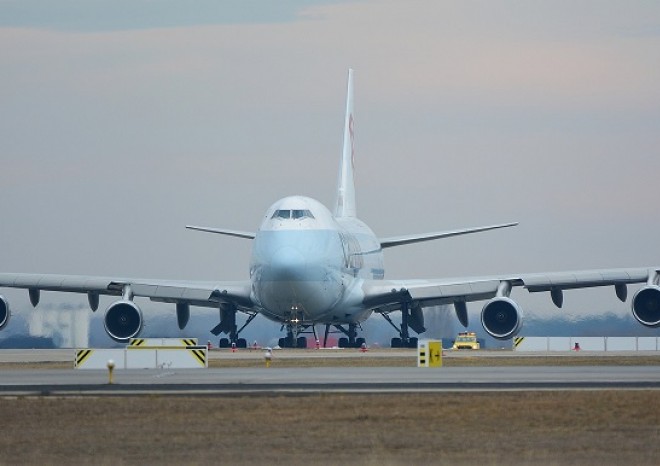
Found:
[334,68,356,218]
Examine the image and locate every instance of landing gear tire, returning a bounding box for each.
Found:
[356,337,366,348]
[408,337,418,348]
[391,337,402,348]
[338,337,349,348]
[277,336,307,348]
[279,337,292,348]
[237,338,248,349]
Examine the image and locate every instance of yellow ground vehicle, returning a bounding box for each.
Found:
[452,332,480,350]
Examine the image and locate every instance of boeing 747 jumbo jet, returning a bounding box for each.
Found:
[0,70,659,348]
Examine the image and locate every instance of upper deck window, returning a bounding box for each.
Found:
[271,209,315,220]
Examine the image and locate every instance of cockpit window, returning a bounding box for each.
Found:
[271,209,315,220]
[292,209,314,219]
[272,210,291,219]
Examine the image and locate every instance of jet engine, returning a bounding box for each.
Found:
[632,286,660,328]
[481,297,523,340]
[0,295,10,330]
[103,300,143,342]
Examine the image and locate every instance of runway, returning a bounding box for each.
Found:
[1,367,659,395]
[1,349,659,395]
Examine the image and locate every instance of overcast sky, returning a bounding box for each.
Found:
[1,0,659,326]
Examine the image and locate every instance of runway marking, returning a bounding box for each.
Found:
[1,384,659,398]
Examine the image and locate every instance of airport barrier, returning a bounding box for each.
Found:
[75,345,208,369]
[418,339,443,367]
[129,338,198,347]
[513,336,660,352]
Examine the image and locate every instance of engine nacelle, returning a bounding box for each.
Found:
[632,285,660,328]
[0,295,10,330]
[481,297,523,340]
[103,300,143,342]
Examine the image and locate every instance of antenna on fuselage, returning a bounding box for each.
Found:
[334,68,356,218]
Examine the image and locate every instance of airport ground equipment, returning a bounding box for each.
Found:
[451,331,481,350]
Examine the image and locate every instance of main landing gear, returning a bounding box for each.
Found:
[211,303,258,349]
[209,303,421,350]
[381,302,420,348]
[322,323,366,348]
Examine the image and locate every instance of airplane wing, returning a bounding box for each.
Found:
[362,266,660,338]
[378,222,518,248]
[0,273,252,308]
[364,268,655,307]
[363,277,501,309]
[0,272,253,341]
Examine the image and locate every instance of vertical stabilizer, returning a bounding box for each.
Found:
[335,69,356,218]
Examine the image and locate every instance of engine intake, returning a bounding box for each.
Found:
[481,297,523,340]
[632,286,660,328]
[104,300,143,342]
[0,295,10,330]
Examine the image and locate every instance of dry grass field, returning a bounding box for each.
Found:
[0,391,658,465]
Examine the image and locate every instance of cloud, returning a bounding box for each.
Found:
[0,0,357,32]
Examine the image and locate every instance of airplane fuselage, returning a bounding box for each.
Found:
[249,195,383,326]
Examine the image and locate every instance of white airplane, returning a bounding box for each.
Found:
[0,69,659,348]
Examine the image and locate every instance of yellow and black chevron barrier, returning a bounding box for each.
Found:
[75,338,207,369]
[190,348,207,366]
[75,349,94,367]
[128,338,198,348]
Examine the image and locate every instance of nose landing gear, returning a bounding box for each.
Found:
[278,322,313,348]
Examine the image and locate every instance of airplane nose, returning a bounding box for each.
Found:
[269,246,306,280]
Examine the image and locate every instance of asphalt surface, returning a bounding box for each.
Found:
[1,349,659,395]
